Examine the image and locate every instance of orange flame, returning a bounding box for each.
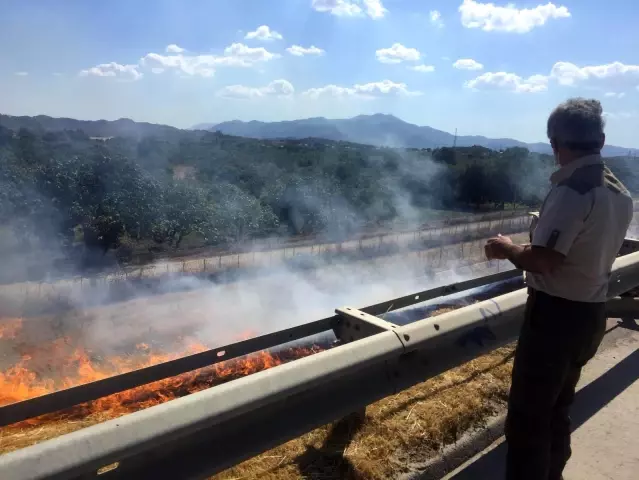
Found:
[0,318,323,429]
[0,318,22,339]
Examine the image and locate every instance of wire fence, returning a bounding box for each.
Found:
[127,213,531,276]
[0,224,530,316]
[9,202,639,307]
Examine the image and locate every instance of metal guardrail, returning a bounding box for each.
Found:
[3,248,639,480]
[0,268,522,427]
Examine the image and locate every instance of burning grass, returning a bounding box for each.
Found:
[211,310,516,480]
[1,287,517,477]
[0,318,324,454]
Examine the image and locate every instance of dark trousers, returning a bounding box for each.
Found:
[505,289,606,480]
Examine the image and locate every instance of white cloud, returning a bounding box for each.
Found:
[141,43,280,77]
[217,79,295,99]
[166,44,186,53]
[224,42,280,64]
[430,10,444,27]
[550,61,639,86]
[303,79,421,98]
[362,0,387,19]
[453,58,484,70]
[312,0,361,17]
[459,0,571,33]
[302,84,355,98]
[465,60,639,94]
[376,43,421,64]
[465,71,548,93]
[245,25,284,41]
[79,62,143,81]
[410,64,435,73]
[286,45,325,56]
[141,53,216,77]
[14,72,28,76]
[312,0,387,19]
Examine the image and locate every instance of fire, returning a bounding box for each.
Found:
[0,317,22,339]
[0,318,324,436]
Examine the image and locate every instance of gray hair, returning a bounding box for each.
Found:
[547,98,606,151]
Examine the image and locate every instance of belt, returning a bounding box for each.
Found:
[527,287,604,306]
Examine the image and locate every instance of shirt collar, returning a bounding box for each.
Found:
[550,153,604,185]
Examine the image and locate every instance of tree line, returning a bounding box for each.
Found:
[0,125,635,271]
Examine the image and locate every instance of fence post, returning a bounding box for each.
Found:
[203,259,207,272]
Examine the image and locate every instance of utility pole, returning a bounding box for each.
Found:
[453,128,458,164]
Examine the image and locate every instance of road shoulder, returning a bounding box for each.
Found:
[410,319,639,480]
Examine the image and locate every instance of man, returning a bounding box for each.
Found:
[485,98,633,480]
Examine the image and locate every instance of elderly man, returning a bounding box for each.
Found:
[485,98,633,480]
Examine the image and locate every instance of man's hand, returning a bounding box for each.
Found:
[484,235,565,273]
[484,235,513,260]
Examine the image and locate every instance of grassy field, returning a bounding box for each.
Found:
[0,309,516,480]
[211,331,515,480]
[0,216,530,476]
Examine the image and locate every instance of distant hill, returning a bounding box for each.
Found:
[1,113,636,158]
[0,114,188,141]
[202,113,638,158]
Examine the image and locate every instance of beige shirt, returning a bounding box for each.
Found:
[526,154,633,302]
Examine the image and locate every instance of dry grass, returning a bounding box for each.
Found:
[211,333,515,480]
[0,344,513,466]
[0,413,118,454]
[1,305,518,479]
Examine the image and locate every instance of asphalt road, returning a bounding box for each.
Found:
[440,319,639,480]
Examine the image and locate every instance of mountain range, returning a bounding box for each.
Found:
[196,114,638,158]
[0,114,184,141]
[1,113,636,158]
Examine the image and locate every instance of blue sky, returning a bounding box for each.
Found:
[2,0,639,147]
